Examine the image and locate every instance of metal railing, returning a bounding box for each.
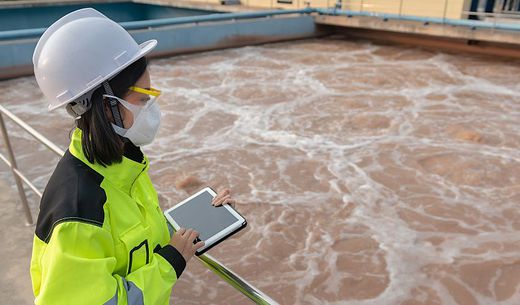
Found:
[0,8,314,41]
[243,0,520,23]
[0,104,279,305]
[330,0,520,22]
[316,7,520,32]
[496,0,520,12]
[314,0,520,33]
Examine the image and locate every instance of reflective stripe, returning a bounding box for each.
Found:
[103,278,144,305]
[104,292,117,305]
[124,278,144,305]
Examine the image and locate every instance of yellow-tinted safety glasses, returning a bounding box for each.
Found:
[129,86,162,97]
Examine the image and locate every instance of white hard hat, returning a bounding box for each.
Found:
[33,8,157,111]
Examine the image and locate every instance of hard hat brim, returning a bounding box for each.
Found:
[47,39,158,111]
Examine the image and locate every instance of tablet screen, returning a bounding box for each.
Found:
[165,191,239,241]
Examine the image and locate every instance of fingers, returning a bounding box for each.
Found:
[173,228,196,245]
[193,240,205,251]
[187,231,204,256]
[177,228,200,243]
[171,227,206,262]
[212,188,230,206]
[213,194,229,206]
[221,198,236,208]
[171,228,188,253]
[212,187,237,207]
[186,229,198,242]
[213,196,237,208]
[182,228,191,239]
[220,188,231,197]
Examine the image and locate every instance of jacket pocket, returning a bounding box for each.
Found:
[120,224,151,274]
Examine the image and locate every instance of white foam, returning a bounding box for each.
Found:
[3,37,520,304]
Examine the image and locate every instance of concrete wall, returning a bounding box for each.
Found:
[345,0,468,19]
[234,0,470,19]
[146,0,472,19]
[0,14,320,79]
[242,0,329,9]
[185,0,330,9]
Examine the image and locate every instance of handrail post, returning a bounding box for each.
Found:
[443,0,449,22]
[398,0,403,16]
[495,0,503,30]
[0,113,33,225]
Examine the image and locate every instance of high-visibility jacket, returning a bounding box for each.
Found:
[30,128,185,305]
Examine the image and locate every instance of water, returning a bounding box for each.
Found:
[0,2,217,32]
[1,36,520,305]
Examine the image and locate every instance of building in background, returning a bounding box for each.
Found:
[215,0,520,20]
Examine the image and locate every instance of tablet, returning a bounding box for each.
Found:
[164,187,247,256]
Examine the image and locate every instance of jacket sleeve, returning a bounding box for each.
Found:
[35,221,186,305]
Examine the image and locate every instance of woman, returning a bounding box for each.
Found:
[30,8,235,305]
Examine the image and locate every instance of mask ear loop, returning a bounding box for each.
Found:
[102,81,124,128]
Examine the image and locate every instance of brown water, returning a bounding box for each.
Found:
[1,36,520,305]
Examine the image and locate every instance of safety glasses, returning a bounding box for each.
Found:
[129,86,161,97]
[103,86,161,114]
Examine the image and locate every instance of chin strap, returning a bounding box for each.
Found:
[103,81,124,128]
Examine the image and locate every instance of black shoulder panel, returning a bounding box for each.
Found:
[35,150,107,243]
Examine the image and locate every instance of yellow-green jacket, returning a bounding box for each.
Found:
[30,128,185,305]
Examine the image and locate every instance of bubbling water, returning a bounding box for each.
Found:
[1,36,520,305]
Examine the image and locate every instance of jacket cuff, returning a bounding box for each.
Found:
[155,245,186,278]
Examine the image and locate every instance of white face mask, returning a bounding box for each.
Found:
[103,94,161,146]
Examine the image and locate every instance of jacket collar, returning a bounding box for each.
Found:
[69,128,149,194]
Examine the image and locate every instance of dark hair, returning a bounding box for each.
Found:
[74,57,148,166]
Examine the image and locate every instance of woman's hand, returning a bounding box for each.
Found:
[211,188,237,208]
[169,228,204,263]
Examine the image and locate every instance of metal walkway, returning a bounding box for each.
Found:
[314,8,520,46]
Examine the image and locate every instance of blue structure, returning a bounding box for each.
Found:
[0,2,218,32]
[0,5,318,79]
[3,1,520,79]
